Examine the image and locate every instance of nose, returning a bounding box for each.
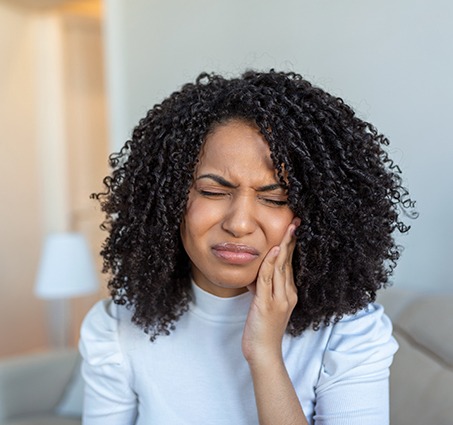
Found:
[221,194,257,238]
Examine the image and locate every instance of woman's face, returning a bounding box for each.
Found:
[180,119,295,297]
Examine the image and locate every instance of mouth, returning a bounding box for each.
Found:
[211,243,260,265]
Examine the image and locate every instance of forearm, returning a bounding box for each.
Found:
[249,356,308,425]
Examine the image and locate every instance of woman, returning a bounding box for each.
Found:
[80,70,415,424]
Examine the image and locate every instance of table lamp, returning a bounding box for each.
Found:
[35,232,99,347]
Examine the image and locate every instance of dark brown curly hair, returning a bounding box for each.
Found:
[94,70,416,340]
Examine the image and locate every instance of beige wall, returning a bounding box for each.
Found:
[0,4,47,356]
[0,0,108,357]
[62,11,110,344]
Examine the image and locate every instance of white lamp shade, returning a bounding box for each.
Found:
[35,233,99,299]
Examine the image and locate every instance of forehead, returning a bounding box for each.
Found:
[197,120,275,174]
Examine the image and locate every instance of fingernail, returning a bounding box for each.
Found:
[292,217,301,227]
[272,246,280,257]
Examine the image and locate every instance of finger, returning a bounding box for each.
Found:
[255,246,280,300]
[274,217,301,297]
[286,218,300,266]
[273,223,296,299]
[280,217,300,260]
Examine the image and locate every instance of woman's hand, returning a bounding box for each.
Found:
[242,217,300,365]
[242,217,307,425]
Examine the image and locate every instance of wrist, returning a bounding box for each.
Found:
[246,350,284,371]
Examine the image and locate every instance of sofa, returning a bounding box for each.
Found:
[0,350,81,425]
[376,288,453,425]
[0,288,452,425]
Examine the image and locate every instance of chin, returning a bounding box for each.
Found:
[212,275,256,290]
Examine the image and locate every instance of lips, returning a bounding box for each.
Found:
[211,243,260,265]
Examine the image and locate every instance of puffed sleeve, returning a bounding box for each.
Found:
[314,303,398,425]
[79,299,138,425]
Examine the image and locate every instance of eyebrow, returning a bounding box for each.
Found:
[196,174,285,192]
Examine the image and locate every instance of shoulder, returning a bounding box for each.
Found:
[79,299,139,366]
[329,303,396,350]
[317,303,398,388]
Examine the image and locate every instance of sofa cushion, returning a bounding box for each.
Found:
[0,350,78,421]
[390,330,453,425]
[378,288,453,425]
[55,357,84,417]
[396,295,453,367]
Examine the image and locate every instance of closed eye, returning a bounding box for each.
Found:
[259,197,288,207]
[198,190,227,198]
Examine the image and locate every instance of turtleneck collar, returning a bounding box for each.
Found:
[190,280,253,323]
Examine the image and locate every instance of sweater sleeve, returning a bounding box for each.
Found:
[79,299,138,425]
[314,303,398,425]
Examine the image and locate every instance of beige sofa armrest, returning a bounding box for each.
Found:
[0,349,78,421]
[378,287,453,425]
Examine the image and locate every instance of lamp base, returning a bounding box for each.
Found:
[46,298,71,348]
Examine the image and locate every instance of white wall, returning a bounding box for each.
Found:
[103,0,453,293]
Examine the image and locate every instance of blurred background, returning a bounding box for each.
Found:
[1,0,452,358]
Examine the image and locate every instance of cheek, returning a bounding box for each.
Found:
[263,209,295,243]
[182,196,220,239]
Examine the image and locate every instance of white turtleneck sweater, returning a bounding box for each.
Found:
[79,282,397,425]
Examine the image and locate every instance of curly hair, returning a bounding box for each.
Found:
[94,70,416,340]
